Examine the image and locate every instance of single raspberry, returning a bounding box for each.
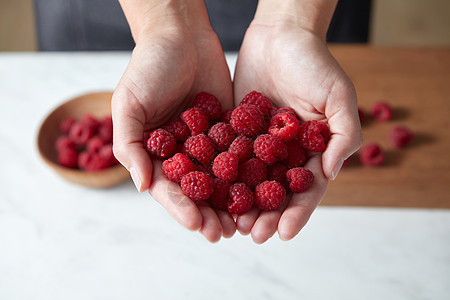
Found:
[358,107,365,125]
[58,147,78,168]
[297,120,330,152]
[390,126,413,148]
[281,141,307,168]
[181,107,209,136]
[359,143,384,166]
[208,122,236,151]
[98,116,113,143]
[240,91,272,116]
[253,134,288,165]
[227,183,254,215]
[221,109,233,123]
[78,151,111,172]
[180,171,213,201]
[286,167,314,193]
[268,112,300,142]
[237,158,267,188]
[163,119,190,142]
[87,136,106,153]
[209,178,231,210]
[55,136,76,151]
[183,134,215,165]
[145,129,176,158]
[255,181,286,211]
[69,122,95,145]
[193,92,222,120]
[230,105,265,137]
[99,144,117,165]
[267,163,288,189]
[59,117,76,134]
[372,101,392,121]
[228,135,254,163]
[162,153,196,182]
[212,152,239,182]
[269,107,298,119]
[80,114,101,133]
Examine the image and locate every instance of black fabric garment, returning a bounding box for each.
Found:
[34,0,371,51]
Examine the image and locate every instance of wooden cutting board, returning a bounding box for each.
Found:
[322,46,450,208]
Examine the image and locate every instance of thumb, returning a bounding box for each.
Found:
[322,82,362,180]
[112,87,153,192]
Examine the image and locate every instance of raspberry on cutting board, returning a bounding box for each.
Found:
[359,143,384,166]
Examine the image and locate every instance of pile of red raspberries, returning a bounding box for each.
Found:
[146,91,330,215]
[55,114,117,171]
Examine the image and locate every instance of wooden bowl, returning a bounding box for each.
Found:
[37,91,130,188]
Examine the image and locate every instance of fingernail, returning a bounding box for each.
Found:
[331,159,344,180]
[130,167,141,192]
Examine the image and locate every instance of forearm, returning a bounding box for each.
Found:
[253,0,338,40]
[118,0,211,42]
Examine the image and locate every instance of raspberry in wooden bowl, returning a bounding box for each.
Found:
[37,91,129,188]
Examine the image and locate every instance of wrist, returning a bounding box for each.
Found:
[119,0,212,43]
[253,0,337,40]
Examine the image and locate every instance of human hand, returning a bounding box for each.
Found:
[233,1,362,243]
[112,0,235,242]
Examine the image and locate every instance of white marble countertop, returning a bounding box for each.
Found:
[0,52,449,300]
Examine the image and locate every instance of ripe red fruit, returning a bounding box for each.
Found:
[268,112,299,141]
[59,117,76,134]
[212,152,239,182]
[78,151,111,171]
[255,181,286,211]
[359,143,384,166]
[145,129,176,158]
[193,92,222,120]
[162,153,195,182]
[180,171,213,201]
[297,120,330,152]
[238,158,267,188]
[228,183,254,215]
[80,114,101,133]
[163,119,190,142]
[58,147,78,168]
[253,134,288,165]
[55,136,76,151]
[87,136,106,154]
[240,91,272,116]
[281,141,307,168]
[69,122,95,145]
[286,167,314,193]
[209,178,231,210]
[390,126,413,148]
[181,107,209,136]
[221,109,233,123]
[183,134,215,165]
[372,101,392,121]
[228,135,254,163]
[269,107,298,119]
[230,105,266,137]
[208,122,236,151]
[267,163,288,189]
[98,116,113,143]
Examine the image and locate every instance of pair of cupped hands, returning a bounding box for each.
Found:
[111,21,362,244]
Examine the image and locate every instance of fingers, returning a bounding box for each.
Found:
[149,159,203,231]
[112,86,153,192]
[216,210,237,239]
[236,207,260,235]
[323,80,363,180]
[197,203,223,243]
[278,154,328,241]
